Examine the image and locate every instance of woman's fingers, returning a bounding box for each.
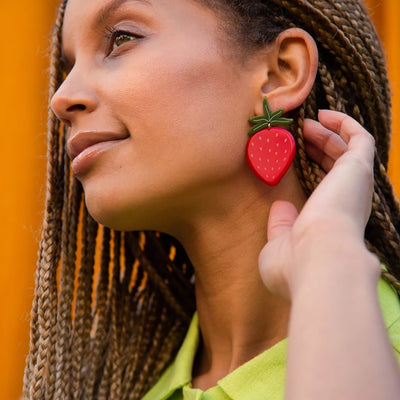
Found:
[301,111,375,231]
[303,115,347,173]
[316,110,375,162]
[267,200,298,241]
[315,110,375,179]
[260,201,299,299]
[304,111,375,174]
[304,141,335,173]
[304,117,347,164]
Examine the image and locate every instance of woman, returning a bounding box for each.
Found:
[23,0,400,399]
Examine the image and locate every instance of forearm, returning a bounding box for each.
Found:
[285,256,400,400]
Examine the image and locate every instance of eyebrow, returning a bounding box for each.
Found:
[61,0,151,72]
[92,0,152,30]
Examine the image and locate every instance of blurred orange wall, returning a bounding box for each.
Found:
[0,1,59,399]
[0,1,399,399]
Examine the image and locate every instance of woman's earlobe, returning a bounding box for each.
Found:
[257,28,319,115]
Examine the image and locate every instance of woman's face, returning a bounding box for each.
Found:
[52,0,263,231]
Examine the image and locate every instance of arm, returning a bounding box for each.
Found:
[259,111,400,399]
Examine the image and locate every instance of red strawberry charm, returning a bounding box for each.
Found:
[246,97,295,186]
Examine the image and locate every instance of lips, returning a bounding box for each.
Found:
[67,131,129,174]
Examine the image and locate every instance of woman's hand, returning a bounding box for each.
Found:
[258,110,400,400]
[259,110,379,300]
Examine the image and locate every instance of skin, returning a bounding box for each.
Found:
[51,0,400,397]
[264,114,400,399]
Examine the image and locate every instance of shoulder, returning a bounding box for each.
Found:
[378,275,400,363]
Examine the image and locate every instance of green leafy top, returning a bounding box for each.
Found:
[248,97,293,136]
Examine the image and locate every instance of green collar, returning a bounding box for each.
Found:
[143,273,400,400]
[142,313,288,400]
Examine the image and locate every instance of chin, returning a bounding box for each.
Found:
[83,193,164,232]
[81,182,132,230]
[85,201,136,231]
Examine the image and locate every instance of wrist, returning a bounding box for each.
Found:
[289,246,381,302]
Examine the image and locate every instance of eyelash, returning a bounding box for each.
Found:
[105,25,142,54]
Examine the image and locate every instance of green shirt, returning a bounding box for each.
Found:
[143,277,400,400]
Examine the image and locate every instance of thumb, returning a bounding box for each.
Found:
[260,200,299,300]
[267,200,299,241]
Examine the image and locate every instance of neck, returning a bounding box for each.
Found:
[170,169,306,389]
[192,221,291,384]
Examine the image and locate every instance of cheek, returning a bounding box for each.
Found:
[111,48,252,167]
[112,33,247,127]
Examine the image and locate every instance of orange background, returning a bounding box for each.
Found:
[0,1,399,399]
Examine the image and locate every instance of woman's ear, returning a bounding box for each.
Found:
[254,28,318,115]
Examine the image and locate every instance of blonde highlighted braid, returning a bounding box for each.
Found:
[23,0,400,398]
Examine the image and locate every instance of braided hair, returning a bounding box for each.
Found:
[23,0,400,399]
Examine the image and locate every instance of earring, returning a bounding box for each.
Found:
[246,97,295,186]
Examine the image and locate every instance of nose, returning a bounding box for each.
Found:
[50,68,98,126]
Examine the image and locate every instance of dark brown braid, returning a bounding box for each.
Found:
[23,0,400,398]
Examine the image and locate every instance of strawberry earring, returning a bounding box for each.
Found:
[246,97,295,186]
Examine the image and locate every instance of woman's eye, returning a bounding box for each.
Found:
[105,27,141,54]
[114,33,134,48]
